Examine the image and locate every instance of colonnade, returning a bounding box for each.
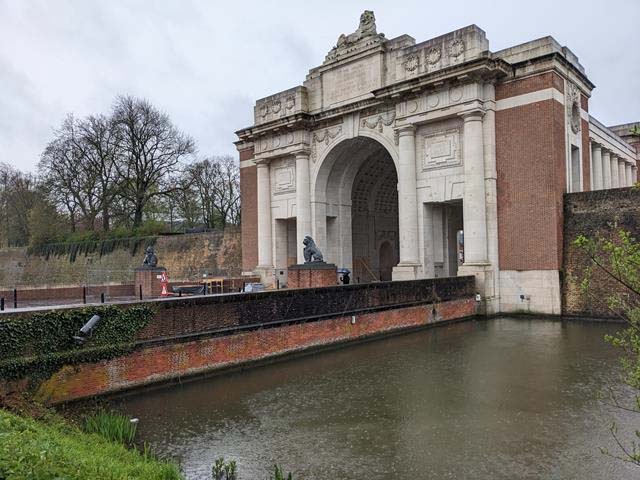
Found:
[590,142,637,190]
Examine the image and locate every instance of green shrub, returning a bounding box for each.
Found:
[83,410,138,446]
[211,457,237,480]
[0,409,182,480]
[268,464,293,480]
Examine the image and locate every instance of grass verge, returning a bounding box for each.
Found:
[0,408,182,480]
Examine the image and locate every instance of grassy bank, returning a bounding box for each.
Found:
[0,408,182,480]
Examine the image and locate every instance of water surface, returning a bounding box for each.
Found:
[115,318,637,479]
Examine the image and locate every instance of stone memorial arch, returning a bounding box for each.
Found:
[238,11,513,313]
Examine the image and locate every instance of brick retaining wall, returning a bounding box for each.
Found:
[0,277,476,403]
[35,297,476,403]
[563,188,640,317]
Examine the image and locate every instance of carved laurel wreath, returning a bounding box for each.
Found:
[449,39,465,58]
[404,53,419,72]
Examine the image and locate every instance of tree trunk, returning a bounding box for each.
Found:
[102,207,110,231]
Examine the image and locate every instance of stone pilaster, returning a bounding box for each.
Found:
[295,150,311,263]
[481,84,499,314]
[626,163,633,187]
[393,125,421,280]
[459,108,488,265]
[256,161,274,284]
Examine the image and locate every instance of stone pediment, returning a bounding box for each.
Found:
[324,10,386,64]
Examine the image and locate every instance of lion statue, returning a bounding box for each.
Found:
[303,236,324,263]
[335,10,382,48]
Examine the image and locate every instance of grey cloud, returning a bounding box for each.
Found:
[0,0,638,172]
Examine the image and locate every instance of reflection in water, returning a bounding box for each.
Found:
[114,318,636,479]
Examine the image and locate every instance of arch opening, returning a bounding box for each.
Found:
[313,137,399,282]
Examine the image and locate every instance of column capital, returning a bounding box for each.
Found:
[395,125,416,137]
[255,158,271,167]
[293,149,311,159]
[458,107,485,121]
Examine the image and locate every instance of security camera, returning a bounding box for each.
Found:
[73,315,101,344]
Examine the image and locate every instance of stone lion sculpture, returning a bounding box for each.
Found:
[142,245,158,268]
[303,236,324,263]
[336,10,381,48]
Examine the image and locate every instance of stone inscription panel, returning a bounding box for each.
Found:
[423,129,461,170]
[322,56,381,107]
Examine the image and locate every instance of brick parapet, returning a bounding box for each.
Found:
[35,297,477,403]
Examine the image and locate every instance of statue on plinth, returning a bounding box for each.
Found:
[303,236,324,263]
[326,10,386,62]
[142,245,158,268]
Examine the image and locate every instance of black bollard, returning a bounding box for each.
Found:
[82,286,87,304]
[13,288,17,309]
[1,298,4,311]
[139,284,143,300]
[101,292,105,304]
[179,290,182,297]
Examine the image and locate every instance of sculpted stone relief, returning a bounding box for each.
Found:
[566,82,581,134]
[255,131,297,154]
[256,92,297,124]
[402,38,466,75]
[360,111,396,133]
[310,125,343,163]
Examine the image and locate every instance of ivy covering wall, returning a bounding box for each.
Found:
[0,305,154,381]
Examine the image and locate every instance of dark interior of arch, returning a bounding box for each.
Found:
[351,142,399,282]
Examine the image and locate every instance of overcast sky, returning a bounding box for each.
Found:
[1,0,639,172]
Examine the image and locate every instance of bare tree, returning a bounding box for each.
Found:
[0,163,39,246]
[39,114,112,231]
[111,95,195,228]
[187,156,240,229]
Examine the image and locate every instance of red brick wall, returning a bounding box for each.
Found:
[0,284,135,303]
[239,147,257,272]
[35,297,477,403]
[495,71,564,101]
[496,96,566,270]
[288,267,337,288]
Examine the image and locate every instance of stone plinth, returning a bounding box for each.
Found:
[288,263,337,289]
[134,267,166,298]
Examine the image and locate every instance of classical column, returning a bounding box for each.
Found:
[460,109,488,264]
[591,143,603,190]
[394,125,421,277]
[482,82,499,313]
[256,161,273,269]
[625,163,633,187]
[610,154,619,188]
[295,150,311,263]
[633,166,638,184]
[602,150,612,189]
[618,158,625,187]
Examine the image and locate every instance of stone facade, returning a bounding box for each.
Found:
[235,11,640,315]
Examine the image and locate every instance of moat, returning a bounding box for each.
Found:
[114,318,636,479]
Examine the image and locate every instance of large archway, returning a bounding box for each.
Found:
[313,136,399,282]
